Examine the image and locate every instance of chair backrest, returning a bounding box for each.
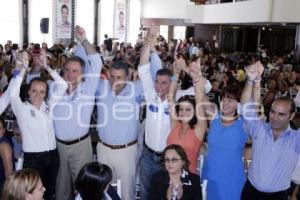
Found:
[201,179,208,200]
[199,154,205,177]
[15,156,23,170]
[111,179,121,198]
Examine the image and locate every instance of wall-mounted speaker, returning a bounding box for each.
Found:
[40,18,49,34]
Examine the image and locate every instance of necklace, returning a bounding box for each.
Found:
[221,115,238,125]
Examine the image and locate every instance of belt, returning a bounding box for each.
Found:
[144,143,163,156]
[99,139,137,149]
[23,149,57,156]
[245,179,287,197]
[56,133,89,145]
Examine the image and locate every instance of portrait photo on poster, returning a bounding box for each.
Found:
[114,0,127,43]
[54,0,74,46]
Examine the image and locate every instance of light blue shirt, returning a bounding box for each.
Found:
[243,103,300,192]
[96,52,161,145]
[53,44,102,140]
[97,80,143,145]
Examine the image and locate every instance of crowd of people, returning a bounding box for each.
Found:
[0,24,299,200]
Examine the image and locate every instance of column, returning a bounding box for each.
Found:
[295,24,300,64]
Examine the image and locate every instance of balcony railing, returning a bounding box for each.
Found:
[191,0,250,5]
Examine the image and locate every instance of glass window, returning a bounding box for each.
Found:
[160,25,168,41]
[174,26,186,40]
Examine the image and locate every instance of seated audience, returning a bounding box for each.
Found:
[149,144,202,200]
[75,162,121,200]
[2,168,45,200]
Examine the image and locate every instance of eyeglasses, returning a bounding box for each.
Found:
[164,158,181,164]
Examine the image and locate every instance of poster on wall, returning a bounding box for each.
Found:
[54,0,74,46]
[114,0,127,42]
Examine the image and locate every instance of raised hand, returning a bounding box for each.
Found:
[188,60,202,81]
[173,58,186,77]
[149,28,157,50]
[74,25,87,42]
[39,52,48,69]
[254,61,264,78]
[139,30,153,66]
[245,63,258,81]
[245,61,264,81]
[16,52,29,70]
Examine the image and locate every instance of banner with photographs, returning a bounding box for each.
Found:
[114,0,127,42]
[54,0,74,46]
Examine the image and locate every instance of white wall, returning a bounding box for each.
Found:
[28,0,53,45]
[75,0,95,43]
[203,0,272,23]
[142,0,300,24]
[141,0,192,19]
[99,0,115,44]
[272,0,300,23]
[128,0,141,45]
[187,0,273,24]
[0,0,21,45]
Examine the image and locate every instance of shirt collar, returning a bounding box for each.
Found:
[180,169,193,186]
[26,101,48,111]
[267,123,292,138]
[66,83,84,99]
[112,83,132,97]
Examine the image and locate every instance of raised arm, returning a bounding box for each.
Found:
[74,25,102,95]
[74,25,97,55]
[187,61,207,141]
[9,52,29,115]
[39,53,68,108]
[168,58,186,129]
[138,32,156,102]
[150,51,162,80]
[253,62,264,104]
[241,62,264,138]
[241,62,264,104]
[194,58,217,121]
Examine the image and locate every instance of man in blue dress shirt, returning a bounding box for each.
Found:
[241,62,300,200]
[96,40,161,199]
[52,25,102,200]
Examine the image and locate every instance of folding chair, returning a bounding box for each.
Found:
[201,179,208,200]
[111,179,122,198]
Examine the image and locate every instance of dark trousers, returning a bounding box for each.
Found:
[241,179,288,200]
[23,149,59,200]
